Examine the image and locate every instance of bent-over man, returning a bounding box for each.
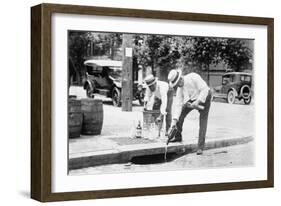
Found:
[168,69,212,155]
[144,74,173,135]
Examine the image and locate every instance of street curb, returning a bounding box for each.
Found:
[69,136,253,170]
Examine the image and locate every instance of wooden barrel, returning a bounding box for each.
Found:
[81,99,104,135]
[68,99,83,138]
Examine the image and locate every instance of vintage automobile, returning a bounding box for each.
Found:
[212,72,252,104]
[83,59,144,107]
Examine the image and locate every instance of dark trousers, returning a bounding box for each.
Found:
[176,90,212,150]
[153,89,174,132]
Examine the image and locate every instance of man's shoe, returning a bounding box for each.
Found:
[168,135,182,143]
[196,149,203,155]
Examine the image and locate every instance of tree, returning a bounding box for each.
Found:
[68,31,123,85]
[181,37,253,84]
[68,31,88,85]
[133,35,182,79]
[68,31,253,86]
[220,39,253,71]
[83,32,122,58]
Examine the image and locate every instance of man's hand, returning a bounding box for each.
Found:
[171,119,178,127]
[190,99,200,108]
[156,114,163,124]
[183,100,204,110]
[190,100,204,110]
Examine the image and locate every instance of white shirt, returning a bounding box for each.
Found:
[174,73,210,120]
[144,80,169,115]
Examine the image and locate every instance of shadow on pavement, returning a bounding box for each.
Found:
[131,152,184,165]
[212,98,253,106]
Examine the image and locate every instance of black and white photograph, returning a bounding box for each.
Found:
[67,31,254,175]
[29,2,274,202]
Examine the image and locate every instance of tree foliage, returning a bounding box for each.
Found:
[134,35,252,77]
[68,31,122,85]
[182,37,253,71]
[69,31,253,85]
[133,35,182,75]
[220,39,253,71]
[178,37,253,83]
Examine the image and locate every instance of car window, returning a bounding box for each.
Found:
[108,68,122,79]
[222,75,233,85]
[87,66,102,75]
[241,75,251,82]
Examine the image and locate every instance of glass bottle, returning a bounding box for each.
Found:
[135,121,142,138]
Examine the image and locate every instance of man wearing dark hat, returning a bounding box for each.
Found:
[167,69,212,155]
[144,74,173,135]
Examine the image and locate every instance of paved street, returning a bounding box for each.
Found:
[70,141,254,175]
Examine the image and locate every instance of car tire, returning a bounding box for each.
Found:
[240,85,251,99]
[86,84,94,98]
[227,90,236,104]
[243,96,251,105]
[112,87,121,107]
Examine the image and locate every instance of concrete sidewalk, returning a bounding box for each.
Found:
[69,133,253,170]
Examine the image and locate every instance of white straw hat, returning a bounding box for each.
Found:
[168,69,182,88]
[144,74,157,86]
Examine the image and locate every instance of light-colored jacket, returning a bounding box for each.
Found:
[173,73,210,120]
[144,80,169,115]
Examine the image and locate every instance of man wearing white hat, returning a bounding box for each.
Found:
[167,69,212,155]
[144,74,173,135]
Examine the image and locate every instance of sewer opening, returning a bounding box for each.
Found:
[130,152,183,165]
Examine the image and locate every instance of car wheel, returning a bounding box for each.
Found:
[240,85,251,99]
[86,84,94,98]
[243,96,251,105]
[112,87,121,107]
[227,90,236,104]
